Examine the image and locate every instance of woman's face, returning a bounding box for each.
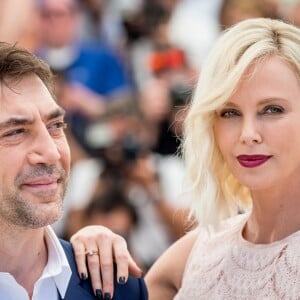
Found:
[214,56,300,191]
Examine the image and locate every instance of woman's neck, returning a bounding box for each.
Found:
[243,187,300,244]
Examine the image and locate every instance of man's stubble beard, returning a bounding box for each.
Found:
[0,166,69,229]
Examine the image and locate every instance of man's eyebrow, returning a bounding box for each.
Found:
[0,118,32,131]
[45,107,66,121]
[0,108,66,132]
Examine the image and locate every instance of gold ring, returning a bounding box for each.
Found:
[85,249,99,257]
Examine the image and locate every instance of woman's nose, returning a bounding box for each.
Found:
[239,117,262,145]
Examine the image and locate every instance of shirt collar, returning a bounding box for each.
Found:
[44,226,72,298]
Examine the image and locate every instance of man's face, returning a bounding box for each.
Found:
[0,74,71,228]
[39,0,79,48]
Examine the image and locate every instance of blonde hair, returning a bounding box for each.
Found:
[183,18,300,227]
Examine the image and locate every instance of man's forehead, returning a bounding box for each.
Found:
[0,106,65,127]
[0,74,61,118]
[0,73,48,91]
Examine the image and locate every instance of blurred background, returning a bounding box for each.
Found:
[0,0,298,271]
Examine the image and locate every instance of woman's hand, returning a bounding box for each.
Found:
[70,225,142,298]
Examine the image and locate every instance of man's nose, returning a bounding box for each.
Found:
[27,127,61,165]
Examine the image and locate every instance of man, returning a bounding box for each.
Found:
[0,42,147,300]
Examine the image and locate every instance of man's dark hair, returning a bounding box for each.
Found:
[0,42,54,95]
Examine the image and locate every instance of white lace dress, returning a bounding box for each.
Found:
[174,213,300,300]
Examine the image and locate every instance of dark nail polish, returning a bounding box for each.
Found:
[81,273,87,280]
[118,276,126,285]
[104,292,111,300]
[95,289,103,299]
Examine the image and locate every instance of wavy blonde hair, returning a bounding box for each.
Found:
[183,18,300,227]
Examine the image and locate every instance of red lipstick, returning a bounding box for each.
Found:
[237,155,271,168]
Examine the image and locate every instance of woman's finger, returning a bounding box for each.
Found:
[71,231,104,298]
[97,233,114,300]
[86,246,103,299]
[112,235,129,284]
[112,235,143,283]
[70,240,88,280]
[128,253,143,278]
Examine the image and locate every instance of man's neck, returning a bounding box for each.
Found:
[0,224,48,297]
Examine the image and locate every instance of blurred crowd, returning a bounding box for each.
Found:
[1,0,300,270]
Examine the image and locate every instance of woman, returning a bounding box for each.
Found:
[72,17,300,299]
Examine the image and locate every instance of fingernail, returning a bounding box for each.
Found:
[118,276,126,285]
[104,292,111,300]
[95,289,103,299]
[81,273,87,280]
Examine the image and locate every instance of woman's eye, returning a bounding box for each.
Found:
[263,105,284,114]
[219,109,240,118]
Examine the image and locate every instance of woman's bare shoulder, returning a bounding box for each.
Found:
[145,229,199,300]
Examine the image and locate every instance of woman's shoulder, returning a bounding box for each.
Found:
[145,229,199,299]
[145,213,248,299]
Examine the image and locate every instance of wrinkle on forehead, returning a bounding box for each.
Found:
[0,75,58,120]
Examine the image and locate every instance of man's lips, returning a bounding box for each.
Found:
[20,176,62,193]
[22,176,60,186]
[237,155,272,168]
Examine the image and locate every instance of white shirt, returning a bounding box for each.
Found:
[0,226,72,300]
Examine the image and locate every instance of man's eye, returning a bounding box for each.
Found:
[48,121,67,134]
[50,121,67,129]
[3,128,26,137]
[263,105,284,114]
[219,109,240,118]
